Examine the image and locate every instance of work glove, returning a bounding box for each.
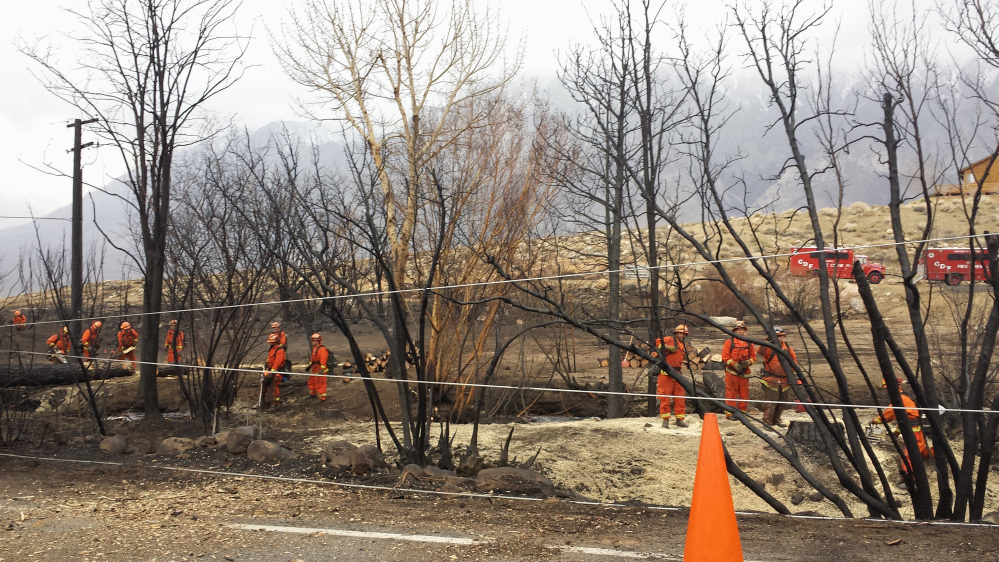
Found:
[872,418,882,425]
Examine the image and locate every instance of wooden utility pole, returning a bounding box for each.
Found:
[68,118,97,342]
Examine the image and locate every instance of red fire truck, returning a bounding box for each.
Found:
[789,247,886,284]
[920,248,993,286]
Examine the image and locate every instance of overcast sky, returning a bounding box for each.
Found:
[1,0,880,229]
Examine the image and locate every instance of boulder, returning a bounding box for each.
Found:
[99,435,127,455]
[213,430,230,444]
[225,426,259,455]
[709,316,738,327]
[980,511,999,525]
[156,437,195,456]
[323,440,359,463]
[474,467,557,496]
[808,491,824,502]
[791,491,805,506]
[400,464,427,482]
[247,440,294,463]
[327,451,354,471]
[194,436,216,448]
[769,473,785,487]
[440,482,464,495]
[349,449,370,475]
[358,444,388,469]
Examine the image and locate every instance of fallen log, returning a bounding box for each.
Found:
[0,358,134,387]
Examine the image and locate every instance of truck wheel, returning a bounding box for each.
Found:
[945,273,963,286]
[867,271,883,284]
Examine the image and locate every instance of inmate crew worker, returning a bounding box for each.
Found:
[47,326,72,362]
[81,321,103,359]
[12,310,27,331]
[308,333,331,401]
[262,333,286,409]
[722,320,755,420]
[655,324,690,429]
[269,322,288,350]
[758,326,796,427]
[116,321,139,371]
[873,378,933,477]
[164,319,185,364]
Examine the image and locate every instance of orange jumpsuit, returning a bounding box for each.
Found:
[117,327,139,370]
[81,326,100,358]
[656,336,687,420]
[164,329,185,363]
[270,330,288,349]
[264,344,287,406]
[309,344,330,400]
[47,331,71,361]
[878,394,933,474]
[759,341,797,425]
[12,312,27,331]
[722,337,756,417]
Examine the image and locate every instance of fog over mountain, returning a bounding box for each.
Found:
[0,73,980,293]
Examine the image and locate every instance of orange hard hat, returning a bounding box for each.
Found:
[674,324,689,334]
[733,321,748,331]
[271,322,281,329]
[267,333,279,344]
[169,319,177,326]
[121,321,132,330]
[310,333,322,341]
[881,377,904,389]
[62,326,70,334]
[774,326,786,336]
[92,321,102,329]
[14,310,21,315]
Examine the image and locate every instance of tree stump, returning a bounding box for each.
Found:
[787,421,844,455]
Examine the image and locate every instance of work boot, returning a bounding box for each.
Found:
[661,418,670,429]
[775,419,786,427]
[675,419,689,428]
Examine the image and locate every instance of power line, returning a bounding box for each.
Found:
[3,348,994,416]
[0,216,71,221]
[5,232,994,330]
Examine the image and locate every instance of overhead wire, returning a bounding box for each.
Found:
[2,348,995,415]
[5,231,995,331]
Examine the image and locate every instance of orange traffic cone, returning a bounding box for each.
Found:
[683,413,743,561]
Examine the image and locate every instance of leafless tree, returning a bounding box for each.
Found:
[21,0,248,418]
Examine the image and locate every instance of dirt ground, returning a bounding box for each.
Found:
[1,448,997,562]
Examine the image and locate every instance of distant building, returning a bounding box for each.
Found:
[934,154,999,196]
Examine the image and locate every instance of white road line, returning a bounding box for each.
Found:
[555,545,671,559]
[228,523,482,545]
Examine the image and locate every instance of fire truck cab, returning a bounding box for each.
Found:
[790,247,886,284]
[920,248,992,286]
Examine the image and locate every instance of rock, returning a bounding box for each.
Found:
[850,297,865,313]
[247,440,294,463]
[99,435,127,455]
[741,315,758,325]
[440,482,463,495]
[327,452,354,471]
[630,467,645,476]
[808,491,824,502]
[156,437,195,456]
[474,467,557,496]
[709,316,738,327]
[213,430,230,444]
[358,445,388,469]
[350,449,370,475]
[979,511,999,524]
[401,464,427,481]
[791,492,805,505]
[194,436,216,448]
[770,473,785,487]
[422,466,456,478]
[84,433,99,443]
[225,426,259,455]
[323,440,359,464]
